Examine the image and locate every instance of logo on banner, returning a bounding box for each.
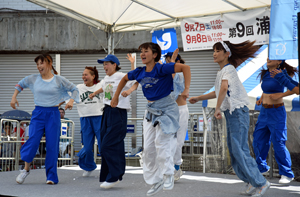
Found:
[275,43,287,56]
[152,28,178,63]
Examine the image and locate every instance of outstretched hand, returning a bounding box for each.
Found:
[189,97,199,104]
[126,53,135,64]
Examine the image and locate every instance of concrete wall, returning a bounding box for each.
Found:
[0,11,183,53]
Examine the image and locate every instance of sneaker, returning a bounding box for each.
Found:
[279,175,294,184]
[46,180,55,185]
[261,169,270,175]
[163,175,174,190]
[240,183,255,196]
[174,169,183,181]
[100,180,119,189]
[251,181,271,197]
[16,169,30,184]
[147,180,164,196]
[82,170,92,177]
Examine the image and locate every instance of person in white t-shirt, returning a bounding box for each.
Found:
[89,54,138,189]
[189,41,270,197]
[75,66,104,177]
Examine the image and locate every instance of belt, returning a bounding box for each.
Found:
[262,103,284,108]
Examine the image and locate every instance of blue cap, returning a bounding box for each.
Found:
[164,52,180,61]
[97,54,120,66]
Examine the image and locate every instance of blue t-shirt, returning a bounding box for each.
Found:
[127,62,175,101]
[261,70,284,94]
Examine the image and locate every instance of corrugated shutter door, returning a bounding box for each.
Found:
[0,54,55,115]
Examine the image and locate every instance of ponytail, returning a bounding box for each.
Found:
[34,53,57,74]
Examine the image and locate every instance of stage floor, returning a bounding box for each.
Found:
[0,165,299,197]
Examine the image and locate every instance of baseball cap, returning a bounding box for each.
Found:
[97,54,120,66]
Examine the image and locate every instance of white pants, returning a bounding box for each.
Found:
[173,104,189,165]
[142,110,177,185]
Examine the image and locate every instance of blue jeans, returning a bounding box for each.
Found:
[224,106,266,187]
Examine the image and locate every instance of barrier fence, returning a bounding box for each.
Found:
[1,110,281,178]
[0,119,75,172]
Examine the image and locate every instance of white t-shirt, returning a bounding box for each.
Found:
[76,81,104,117]
[215,64,249,114]
[101,72,135,110]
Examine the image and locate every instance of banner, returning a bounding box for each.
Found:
[181,8,270,51]
[152,28,178,63]
[269,0,300,60]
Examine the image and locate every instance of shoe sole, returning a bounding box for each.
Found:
[163,183,174,191]
[147,184,163,196]
[46,181,55,185]
[100,181,119,189]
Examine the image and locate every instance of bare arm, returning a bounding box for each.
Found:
[10,89,20,109]
[189,91,216,104]
[270,90,295,100]
[126,53,135,70]
[111,75,130,107]
[89,88,103,99]
[121,81,139,97]
[214,80,228,119]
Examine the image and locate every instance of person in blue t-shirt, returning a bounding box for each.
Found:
[110,42,191,196]
[10,54,79,185]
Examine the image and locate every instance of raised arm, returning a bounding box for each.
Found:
[126,53,136,70]
[111,75,130,108]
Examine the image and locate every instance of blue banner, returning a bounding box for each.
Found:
[152,28,178,63]
[269,0,300,60]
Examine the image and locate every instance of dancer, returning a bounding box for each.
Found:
[11,54,79,184]
[189,41,270,197]
[89,54,137,189]
[76,66,104,176]
[253,59,297,184]
[110,43,191,196]
[164,52,189,181]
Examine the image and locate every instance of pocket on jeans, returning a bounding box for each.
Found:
[241,106,249,113]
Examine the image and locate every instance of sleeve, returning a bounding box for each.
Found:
[221,66,234,81]
[128,67,143,81]
[158,62,175,76]
[59,76,80,103]
[15,75,35,92]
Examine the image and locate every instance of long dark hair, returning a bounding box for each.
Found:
[34,53,58,75]
[258,61,298,81]
[213,40,259,68]
[85,66,100,84]
[138,42,161,62]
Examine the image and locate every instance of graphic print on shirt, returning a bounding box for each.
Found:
[80,91,100,104]
[140,77,159,88]
[104,83,114,100]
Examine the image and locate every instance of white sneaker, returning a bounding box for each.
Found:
[261,169,270,175]
[174,169,183,181]
[251,181,271,197]
[100,180,119,189]
[82,170,92,177]
[163,175,174,190]
[147,180,163,196]
[279,175,294,184]
[240,183,255,196]
[16,169,30,184]
[46,180,55,185]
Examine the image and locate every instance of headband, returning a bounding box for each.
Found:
[220,41,232,58]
